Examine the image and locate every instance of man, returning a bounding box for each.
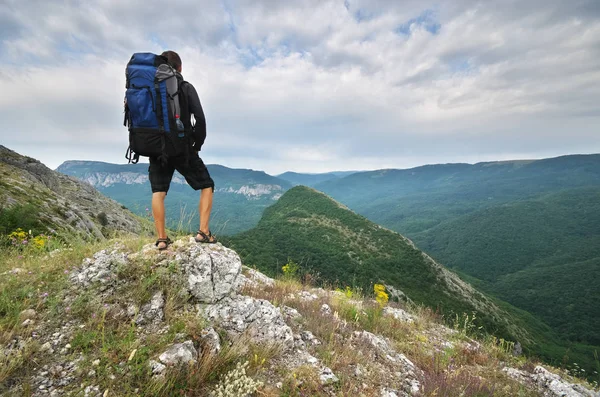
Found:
[150,50,216,250]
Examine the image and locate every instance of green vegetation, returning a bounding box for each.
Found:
[413,187,600,345]
[314,155,600,381]
[0,204,43,237]
[226,186,600,382]
[227,187,524,345]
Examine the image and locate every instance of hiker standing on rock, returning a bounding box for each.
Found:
[149,51,217,249]
[124,50,216,249]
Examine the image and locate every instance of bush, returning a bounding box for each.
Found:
[0,204,42,236]
[97,212,109,226]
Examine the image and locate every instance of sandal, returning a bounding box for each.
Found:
[195,230,217,244]
[155,237,172,251]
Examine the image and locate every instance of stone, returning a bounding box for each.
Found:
[353,331,421,394]
[41,342,54,354]
[239,267,275,289]
[199,327,221,354]
[203,295,294,350]
[384,285,413,304]
[298,291,319,302]
[281,306,302,321]
[512,341,523,356]
[179,242,242,303]
[300,331,321,346]
[381,388,399,397]
[382,306,414,323]
[503,365,599,397]
[532,366,597,397]
[19,308,37,321]
[126,305,138,318]
[21,319,35,327]
[136,291,165,325]
[158,341,198,366]
[320,303,332,315]
[319,367,339,384]
[354,364,364,377]
[149,360,166,375]
[70,247,127,288]
[293,333,306,349]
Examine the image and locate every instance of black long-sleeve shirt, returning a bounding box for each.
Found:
[177,73,207,151]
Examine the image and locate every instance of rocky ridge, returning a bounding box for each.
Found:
[0,146,147,239]
[2,238,598,396]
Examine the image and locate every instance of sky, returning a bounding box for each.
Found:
[1,0,599,174]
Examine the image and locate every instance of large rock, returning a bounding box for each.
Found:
[174,239,242,303]
[158,341,198,366]
[70,245,127,288]
[135,291,165,325]
[203,295,294,350]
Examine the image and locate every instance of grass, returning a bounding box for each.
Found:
[239,274,597,397]
[1,234,598,396]
[0,234,286,396]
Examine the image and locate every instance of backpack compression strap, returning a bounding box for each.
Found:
[125,147,139,164]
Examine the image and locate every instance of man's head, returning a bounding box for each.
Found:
[161,50,182,72]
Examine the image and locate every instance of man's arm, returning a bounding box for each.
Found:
[184,83,207,151]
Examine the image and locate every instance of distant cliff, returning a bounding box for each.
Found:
[56,160,292,235]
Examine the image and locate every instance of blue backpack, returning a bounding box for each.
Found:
[123,53,190,164]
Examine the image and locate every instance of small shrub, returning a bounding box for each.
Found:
[97,212,109,226]
[214,361,263,397]
[374,284,388,307]
[282,259,300,280]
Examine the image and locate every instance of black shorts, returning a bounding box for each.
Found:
[148,153,215,194]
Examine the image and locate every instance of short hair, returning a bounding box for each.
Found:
[161,51,182,70]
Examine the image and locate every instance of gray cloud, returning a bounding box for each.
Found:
[0,0,599,174]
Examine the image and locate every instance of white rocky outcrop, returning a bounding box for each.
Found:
[503,366,600,397]
[353,331,421,396]
[135,291,165,326]
[383,306,415,323]
[70,246,127,288]
[173,239,242,303]
[203,295,294,350]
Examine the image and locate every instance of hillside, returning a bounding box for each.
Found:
[412,187,600,345]
[225,187,535,343]
[2,235,598,396]
[316,154,600,235]
[0,146,148,240]
[57,161,292,235]
[224,186,600,379]
[314,155,600,371]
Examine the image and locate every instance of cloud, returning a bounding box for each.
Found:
[0,0,599,174]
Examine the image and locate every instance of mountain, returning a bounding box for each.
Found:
[224,186,600,376]
[0,146,147,240]
[57,161,292,235]
[276,170,357,186]
[314,154,600,375]
[316,154,600,235]
[226,187,535,343]
[411,187,600,345]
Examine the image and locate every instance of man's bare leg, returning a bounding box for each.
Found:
[197,187,214,241]
[152,192,168,248]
